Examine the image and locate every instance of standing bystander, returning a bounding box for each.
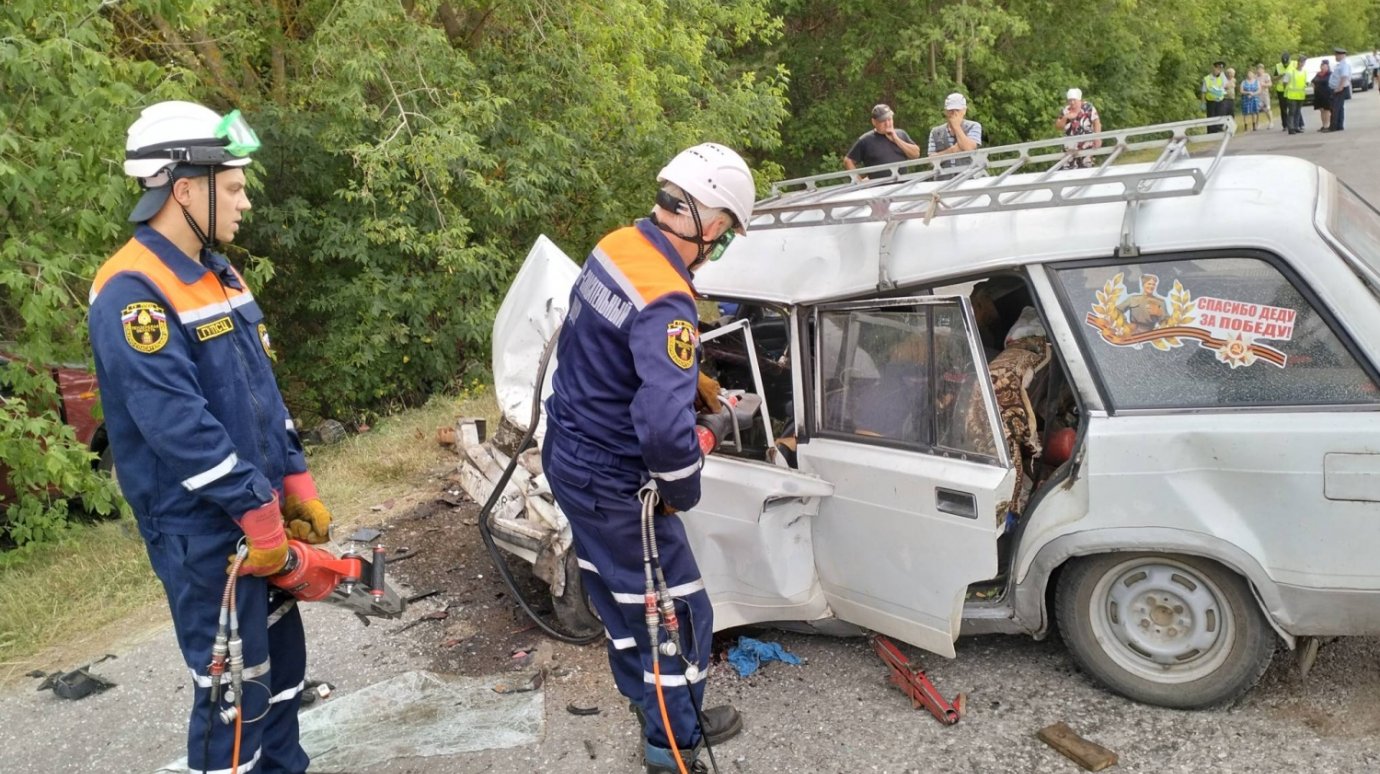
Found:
[1314,59,1334,131]
[844,103,921,177]
[926,93,983,178]
[1201,60,1228,131]
[1328,47,1352,131]
[1256,64,1274,129]
[1224,67,1238,118]
[1054,88,1101,168]
[1273,52,1292,131]
[1239,69,1261,130]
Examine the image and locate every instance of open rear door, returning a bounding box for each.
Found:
[796,296,1015,657]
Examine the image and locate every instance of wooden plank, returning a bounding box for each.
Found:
[1036,721,1118,772]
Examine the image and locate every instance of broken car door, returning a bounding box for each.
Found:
[796,297,1017,657]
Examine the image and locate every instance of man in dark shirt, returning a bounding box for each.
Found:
[844,103,921,178]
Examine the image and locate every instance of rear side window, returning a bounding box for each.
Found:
[1054,256,1380,410]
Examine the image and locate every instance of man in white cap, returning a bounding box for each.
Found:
[1327,46,1352,131]
[926,92,983,177]
[844,103,921,178]
[1054,88,1102,168]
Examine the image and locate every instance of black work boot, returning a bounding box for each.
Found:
[630,701,744,746]
[645,740,708,774]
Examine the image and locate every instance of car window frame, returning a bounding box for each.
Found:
[807,295,1010,467]
[1049,248,1380,415]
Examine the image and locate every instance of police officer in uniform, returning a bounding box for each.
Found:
[88,101,332,774]
[542,143,755,773]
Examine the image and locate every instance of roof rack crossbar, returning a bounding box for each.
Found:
[753,117,1234,230]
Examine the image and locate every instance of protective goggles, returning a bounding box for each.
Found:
[215,110,260,157]
[705,229,736,262]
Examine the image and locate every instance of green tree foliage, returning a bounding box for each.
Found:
[4,0,1378,548]
[1,0,785,545]
[767,0,1380,177]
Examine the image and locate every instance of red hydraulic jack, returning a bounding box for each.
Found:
[871,634,966,725]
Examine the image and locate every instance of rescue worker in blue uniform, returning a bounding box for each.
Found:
[543,143,756,774]
[88,102,333,774]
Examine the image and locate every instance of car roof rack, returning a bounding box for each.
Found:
[752,117,1235,256]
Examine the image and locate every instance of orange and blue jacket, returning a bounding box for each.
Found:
[88,225,306,535]
[545,219,705,510]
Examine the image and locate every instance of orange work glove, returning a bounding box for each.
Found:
[695,372,722,414]
[282,471,333,544]
[231,496,289,576]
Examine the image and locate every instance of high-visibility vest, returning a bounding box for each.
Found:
[1285,68,1307,100]
[1273,63,1289,93]
[1202,73,1226,101]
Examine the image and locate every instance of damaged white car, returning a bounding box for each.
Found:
[458,119,1380,709]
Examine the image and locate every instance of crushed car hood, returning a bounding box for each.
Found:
[492,235,581,436]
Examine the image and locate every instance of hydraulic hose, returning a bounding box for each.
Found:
[476,327,602,645]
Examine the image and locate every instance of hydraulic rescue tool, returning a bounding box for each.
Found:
[871,634,966,725]
[270,539,407,619]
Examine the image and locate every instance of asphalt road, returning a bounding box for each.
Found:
[4,98,1380,774]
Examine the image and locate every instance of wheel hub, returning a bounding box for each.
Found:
[1090,559,1236,683]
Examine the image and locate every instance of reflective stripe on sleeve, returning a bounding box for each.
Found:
[650,459,700,482]
[577,557,598,574]
[608,633,637,650]
[592,248,647,311]
[177,293,255,325]
[181,453,238,491]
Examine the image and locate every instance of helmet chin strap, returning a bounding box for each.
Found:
[179,166,218,251]
[651,190,717,269]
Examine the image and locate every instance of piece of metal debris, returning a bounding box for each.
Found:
[348,527,382,542]
[567,702,600,716]
[391,610,448,634]
[405,589,440,604]
[37,668,116,700]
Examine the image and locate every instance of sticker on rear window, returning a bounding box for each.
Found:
[1084,273,1291,368]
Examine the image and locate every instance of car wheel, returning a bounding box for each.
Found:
[1056,553,1276,708]
[551,549,602,638]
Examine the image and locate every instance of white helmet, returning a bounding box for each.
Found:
[124,101,254,179]
[123,101,257,224]
[657,143,755,234]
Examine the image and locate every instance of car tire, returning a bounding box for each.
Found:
[1056,552,1276,709]
[551,549,602,638]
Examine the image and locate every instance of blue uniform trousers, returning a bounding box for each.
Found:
[542,425,714,750]
[144,528,309,774]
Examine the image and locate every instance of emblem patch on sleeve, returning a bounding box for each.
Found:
[258,323,276,361]
[121,302,169,353]
[666,319,697,369]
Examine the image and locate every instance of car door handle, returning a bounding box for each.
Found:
[935,487,978,519]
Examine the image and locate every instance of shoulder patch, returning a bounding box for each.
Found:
[666,319,697,370]
[122,302,169,353]
[257,323,276,361]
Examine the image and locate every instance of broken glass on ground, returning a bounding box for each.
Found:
[153,670,543,773]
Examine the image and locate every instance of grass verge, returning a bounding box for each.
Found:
[0,388,497,684]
